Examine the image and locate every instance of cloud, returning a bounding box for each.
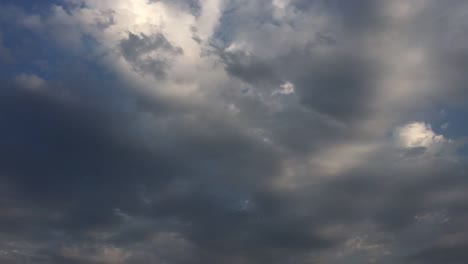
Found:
[119,32,183,79]
[1,1,468,263]
[272,81,295,96]
[394,122,446,149]
[14,73,46,90]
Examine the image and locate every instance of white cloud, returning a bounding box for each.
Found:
[394,122,446,149]
[272,81,295,96]
[45,0,224,97]
[272,0,289,10]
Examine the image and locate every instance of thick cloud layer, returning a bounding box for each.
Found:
[1,0,468,263]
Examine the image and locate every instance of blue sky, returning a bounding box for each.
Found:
[1,1,468,263]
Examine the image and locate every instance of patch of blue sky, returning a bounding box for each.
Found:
[1,16,113,83]
[0,0,60,12]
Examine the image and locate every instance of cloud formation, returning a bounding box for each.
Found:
[1,0,468,263]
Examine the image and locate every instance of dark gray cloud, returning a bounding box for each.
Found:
[221,50,280,85]
[285,47,381,122]
[120,32,183,79]
[407,244,468,264]
[290,0,384,30]
[214,0,384,123]
[1,80,468,262]
[0,78,319,263]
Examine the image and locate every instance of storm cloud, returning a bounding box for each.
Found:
[1,0,468,263]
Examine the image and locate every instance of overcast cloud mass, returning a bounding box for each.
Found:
[1,0,468,263]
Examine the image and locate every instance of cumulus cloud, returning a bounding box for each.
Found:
[395,122,446,149]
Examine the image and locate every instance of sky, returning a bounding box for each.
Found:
[1,0,468,263]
